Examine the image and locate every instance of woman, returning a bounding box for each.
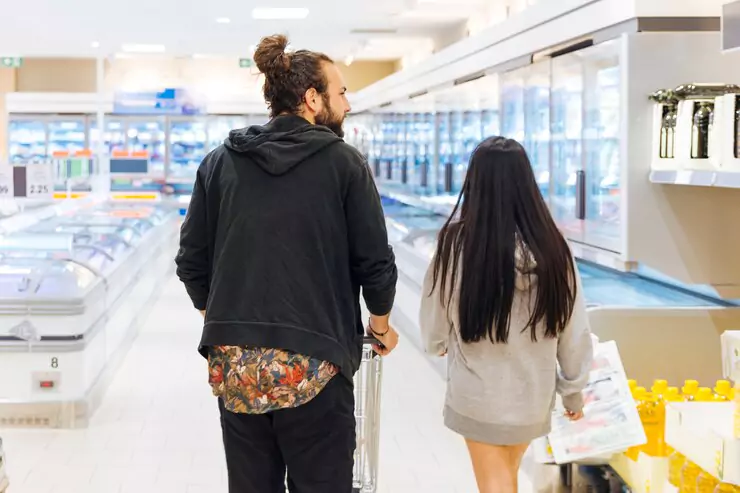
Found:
[420,136,593,493]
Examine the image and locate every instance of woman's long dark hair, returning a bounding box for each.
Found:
[431,136,577,344]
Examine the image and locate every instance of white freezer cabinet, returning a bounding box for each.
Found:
[0,202,179,427]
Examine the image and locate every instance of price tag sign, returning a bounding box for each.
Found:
[25,163,54,198]
[0,166,13,198]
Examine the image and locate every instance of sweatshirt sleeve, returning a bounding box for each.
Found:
[345,161,398,316]
[419,260,451,356]
[175,162,210,311]
[556,260,594,413]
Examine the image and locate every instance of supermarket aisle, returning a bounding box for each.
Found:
[1,276,552,493]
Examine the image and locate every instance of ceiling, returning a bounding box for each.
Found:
[0,0,492,61]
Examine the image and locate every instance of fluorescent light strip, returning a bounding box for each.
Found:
[251,7,309,20]
[121,43,166,53]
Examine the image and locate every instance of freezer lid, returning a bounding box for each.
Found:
[0,257,99,307]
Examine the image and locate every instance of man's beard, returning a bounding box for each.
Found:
[315,102,345,138]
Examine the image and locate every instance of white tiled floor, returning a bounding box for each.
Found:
[1,276,555,493]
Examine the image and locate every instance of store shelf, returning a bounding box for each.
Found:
[665,402,740,485]
[609,453,670,493]
[650,169,740,188]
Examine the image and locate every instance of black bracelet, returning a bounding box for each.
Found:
[368,317,389,336]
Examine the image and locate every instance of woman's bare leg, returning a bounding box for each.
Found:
[465,439,530,493]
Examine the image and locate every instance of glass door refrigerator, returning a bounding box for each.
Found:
[8,117,47,163]
[550,53,585,242]
[47,117,87,157]
[380,114,395,183]
[523,61,551,202]
[436,112,452,195]
[390,114,407,185]
[416,112,435,194]
[501,69,526,145]
[458,110,482,194]
[208,116,249,154]
[448,110,464,195]
[89,119,127,156]
[582,41,621,253]
[168,117,209,183]
[126,118,166,180]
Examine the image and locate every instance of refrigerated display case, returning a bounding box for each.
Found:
[391,114,407,184]
[458,111,482,194]
[127,119,166,178]
[168,118,209,182]
[551,52,585,242]
[524,61,551,200]
[89,119,126,155]
[8,118,47,163]
[0,201,179,428]
[449,111,464,194]
[47,118,86,157]
[582,41,621,252]
[437,112,452,194]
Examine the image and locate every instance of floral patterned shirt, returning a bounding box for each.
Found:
[207,346,339,414]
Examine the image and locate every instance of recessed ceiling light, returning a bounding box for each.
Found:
[216,17,231,24]
[91,41,100,49]
[121,43,166,53]
[251,7,309,20]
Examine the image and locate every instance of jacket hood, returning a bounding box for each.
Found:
[224,115,343,176]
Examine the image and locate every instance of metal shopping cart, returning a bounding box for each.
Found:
[353,336,384,493]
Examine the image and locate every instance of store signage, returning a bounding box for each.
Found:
[113,88,202,115]
[0,166,13,197]
[24,163,54,198]
[11,162,54,198]
[0,57,22,68]
[239,58,254,68]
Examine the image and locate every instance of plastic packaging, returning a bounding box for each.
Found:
[715,483,740,493]
[669,451,687,487]
[681,462,703,493]
[697,471,719,493]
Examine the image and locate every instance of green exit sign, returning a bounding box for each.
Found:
[0,57,22,68]
[239,58,254,68]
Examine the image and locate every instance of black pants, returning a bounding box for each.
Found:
[219,375,356,493]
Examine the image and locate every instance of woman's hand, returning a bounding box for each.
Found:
[564,410,584,421]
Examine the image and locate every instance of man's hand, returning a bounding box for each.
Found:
[367,314,398,356]
[199,310,206,318]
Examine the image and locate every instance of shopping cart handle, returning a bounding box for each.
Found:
[363,335,381,346]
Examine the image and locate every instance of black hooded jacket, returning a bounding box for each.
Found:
[175,115,397,380]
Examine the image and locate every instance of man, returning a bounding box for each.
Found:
[175,33,399,493]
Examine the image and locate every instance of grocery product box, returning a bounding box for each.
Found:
[665,402,740,485]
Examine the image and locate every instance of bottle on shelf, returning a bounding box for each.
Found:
[669,450,688,487]
[714,380,733,401]
[666,387,684,403]
[716,483,740,493]
[734,380,740,439]
[635,387,663,456]
[683,380,700,401]
[653,379,669,398]
[650,91,680,159]
[628,379,638,395]
[697,471,720,493]
[681,461,704,493]
[692,102,714,159]
[696,387,716,402]
[673,83,740,100]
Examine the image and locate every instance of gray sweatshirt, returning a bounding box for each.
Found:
[419,252,593,444]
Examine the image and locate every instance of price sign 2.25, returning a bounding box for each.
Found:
[25,163,54,198]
